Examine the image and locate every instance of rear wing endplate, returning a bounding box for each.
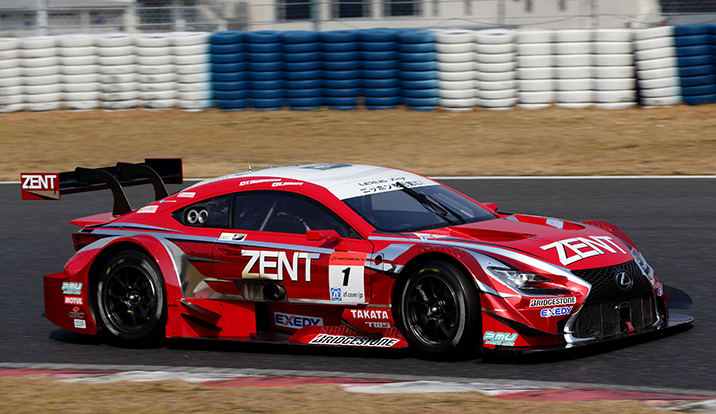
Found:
[21,158,183,216]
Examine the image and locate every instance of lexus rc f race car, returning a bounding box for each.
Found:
[31,160,694,359]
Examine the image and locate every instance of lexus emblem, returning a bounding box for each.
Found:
[615,272,633,291]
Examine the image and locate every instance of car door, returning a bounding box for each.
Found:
[212,190,375,304]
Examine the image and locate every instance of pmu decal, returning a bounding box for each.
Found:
[274,312,323,330]
[21,173,59,200]
[241,250,320,282]
[483,331,518,346]
[61,282,82,295]
[540,236,628,266]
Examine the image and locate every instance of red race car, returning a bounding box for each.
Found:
[33,160,693,359]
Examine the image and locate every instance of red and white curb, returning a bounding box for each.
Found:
[1,368,715,412]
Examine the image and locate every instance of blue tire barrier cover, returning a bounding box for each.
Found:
[282,42,320,53]
[325,96,358,106]
[361,50,399,60]
[400,70,438,81]
[284,51,322,62]
[212,62,246,72]
[324,78,361,89]
[403,97,441,106]
[215,89,249,100]
[322,42,358,52]
[402,88,438,98]
[285,61,322,71]
[366,105,398,110]
[214,80,249,91]
[289,106,322,111]
[399,30,434,43]
[363,78,399,88]
[252,89,284,99]
[407,105,436,111]
[324,88,361,97]
[249,52,283,62]
[247,42,281,53]
[323,51,360,61]
[674,34,712,47]
[683,94,716,105]
[286,79,323,89]
[280,30,320,43]
[285,69,323,80]
[680,74,715,87]
[328,105,358,110]
[679,64,714,77]
[360,41,398,51]
[400,52,435,62]
[400,61,438,71]
[401,79,439,89]
[250,79,285,90]
[211,31,245,45]
[213,71,246,82]
[365,96,403,105]
[211,43,244,54]
[681,83,716,96]
[359,28,399,42]
[324,69,360,80]
[248,71,283,81]
[216,99,248,110]
[674,24,711,36]
[677,45,712,57]
[320,30,358,43]
[248,61,283,72]
[212,53,245,64]
[678,54,713,67]
[363,69,400,79]
[286,88,322,98]
[288,96,323,106]
[246,31,281,43]
[361,60,398,70]
[323,60,360,71]
[364,87,401,97]
[400,42,434,53]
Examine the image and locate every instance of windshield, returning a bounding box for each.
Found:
[343,184,496,232]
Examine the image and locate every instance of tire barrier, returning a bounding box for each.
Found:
[2,26,716,114]
[674,24,715,105]
[211,30,247,111]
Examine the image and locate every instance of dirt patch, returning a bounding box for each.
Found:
[0,376,665,414]
[2,105,716,181]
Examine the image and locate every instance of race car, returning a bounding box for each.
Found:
[34,160,694,359]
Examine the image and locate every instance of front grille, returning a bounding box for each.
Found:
[570,260,658,339]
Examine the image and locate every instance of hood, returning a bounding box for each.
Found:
[420,214,635,270]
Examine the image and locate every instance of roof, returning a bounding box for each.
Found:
[190,163,438,200]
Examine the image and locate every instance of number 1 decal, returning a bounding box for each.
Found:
[328,252,366,303]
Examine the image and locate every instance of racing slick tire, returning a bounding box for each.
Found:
[96,251,167,347]
[395,261,480,360]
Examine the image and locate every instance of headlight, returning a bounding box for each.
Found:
[487,267,572,295]
[630,246,655,286]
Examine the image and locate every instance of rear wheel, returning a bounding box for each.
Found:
[96,251,166,347]
[397,261,481,360]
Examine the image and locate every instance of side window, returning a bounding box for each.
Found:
[233,191,361,238]
[172,195,231,228]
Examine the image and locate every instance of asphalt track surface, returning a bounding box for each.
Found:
[2,178,715,395]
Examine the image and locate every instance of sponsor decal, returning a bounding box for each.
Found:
[61,282,82,295]
[275,312,323,330]
[74,319,86,329]
[329,252,366,303]
[483,331,518,346]
[529,297,576,307]
[218,232,247,242]
[272,181,303,187]
[540,236,628,266]
[138,205,158,213]
[357,177,426,195]
[239,178,281,186]
[64,296,83,305]
[545,219,564,229]
[69,306,85,319]
[349,309,389,320]
[241,250,320,282]
[539,306,573,318]
[657,287,663,296]
[414,233,448,241]
[20,173,60,200]
[309,334,400,347]
[177,192,195,198]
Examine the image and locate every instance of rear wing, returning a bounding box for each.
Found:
[21,158,183,216]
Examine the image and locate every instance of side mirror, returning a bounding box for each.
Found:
[306,229,346,251]
[484,202,498,211]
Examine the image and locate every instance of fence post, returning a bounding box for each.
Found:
[36,0,48,35]
[497,0,505,26]
[311,0,320,31]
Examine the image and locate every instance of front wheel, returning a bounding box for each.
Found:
[96,251,167,347]
[396,261,481,360]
